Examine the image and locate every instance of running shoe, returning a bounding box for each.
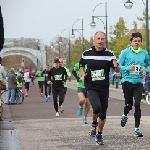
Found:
[55,112,59,117]
[46,96,51,102]
[121,114,128,127]
[41,93,43,97]
[60,105,64,113]
[134,128,143,137]
[26,94,28,97]
[77,106,83,116]
[95,134,104,145]
[89,124,97,137]
[83,118,88,124]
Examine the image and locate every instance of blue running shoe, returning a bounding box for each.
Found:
[95,134,104,145]
[46,96,51,102]
[134,128,143,137]
[77,106,83,116]
[121,114,128,127]
[89,124,97,137]
[83,118,88,124]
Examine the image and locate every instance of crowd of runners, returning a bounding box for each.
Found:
[2,31,150,146]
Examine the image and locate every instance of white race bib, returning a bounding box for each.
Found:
[54,74,62,80]
[91,69,105,81]
[130,65,141,74]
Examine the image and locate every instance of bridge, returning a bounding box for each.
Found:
[0,38,46,69]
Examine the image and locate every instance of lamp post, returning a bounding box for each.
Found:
[90,2,108,48]
[71,19,84,52]
[124,0,149,54]
[59,28,71,68]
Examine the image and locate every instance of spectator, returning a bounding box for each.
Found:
[7,68,17,104]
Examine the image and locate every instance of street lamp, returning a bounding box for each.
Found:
[90,2,108,48]
[71,19,84,52]
[90,16,106,30]
[124,0,149,53]
[59,28,71,68]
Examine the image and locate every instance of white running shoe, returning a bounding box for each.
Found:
[55,112,59,117]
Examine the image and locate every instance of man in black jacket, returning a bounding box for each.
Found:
[0,6,4,51]
[47,58,67,117]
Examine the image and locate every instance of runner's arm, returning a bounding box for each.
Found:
[144,53,150,72]
[118,50,130,72]
[72,69,80,82]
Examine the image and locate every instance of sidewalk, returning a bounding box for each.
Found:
[70,79,122,92]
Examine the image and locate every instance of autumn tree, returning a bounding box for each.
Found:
[109,17,130,58]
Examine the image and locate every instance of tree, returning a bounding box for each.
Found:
[70,37,93,67]
[109,17,130,58]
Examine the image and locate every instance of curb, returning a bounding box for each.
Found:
[68,81,123,92]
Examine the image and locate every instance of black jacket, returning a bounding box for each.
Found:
[0,6,4,51]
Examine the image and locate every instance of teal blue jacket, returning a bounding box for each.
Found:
[118,47,150,84]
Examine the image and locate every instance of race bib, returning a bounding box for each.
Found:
[91,69,105,81]
[130,65,141,74]
[54,75,62,80]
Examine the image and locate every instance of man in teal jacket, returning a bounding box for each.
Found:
[118,32,150,137]
[36,66,45,97]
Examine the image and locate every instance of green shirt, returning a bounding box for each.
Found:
[64,67,71,87]
[17,72,22,77]
[36,70,44,81]
[73,62,87,88]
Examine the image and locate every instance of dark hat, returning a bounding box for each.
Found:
[54,58,60,63]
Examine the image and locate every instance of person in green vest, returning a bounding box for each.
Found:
[72,62,90,124]
[59,58,71,112]
[16,69,23,92]
[36,66,45,97]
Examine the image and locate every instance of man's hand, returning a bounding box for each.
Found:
[130,64,135,71]
[81,73,87,82]
[62,81,66,85]
[113,59,118,68]
[47,80,51,84]
[142,71,146,77]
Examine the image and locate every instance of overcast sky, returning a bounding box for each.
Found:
[1,0,147,44]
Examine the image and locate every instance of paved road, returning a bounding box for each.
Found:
[1,81,150,150]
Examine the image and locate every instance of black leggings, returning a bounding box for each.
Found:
[45,83,51,98]
[122,82,143,128]
[52,87,64,112]
[24,82,30,90]
[38,81,44,93]
[87,90,109,120]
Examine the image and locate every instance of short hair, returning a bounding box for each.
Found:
[94,31,106,40]
[130,32,142,42]
[10,68,15,72]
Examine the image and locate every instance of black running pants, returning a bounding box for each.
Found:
[38,81,44,93]
[122,81,143,128]
[45,83,51,98]
[52,87,64,112]
[87,90,109,120]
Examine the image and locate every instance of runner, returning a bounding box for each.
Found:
[47,58,67,117]
[30,69,36,86]
[59,58,71,112]
[36,66,44,97]
[23,68,31,97]
[41,65,51,102]
[72,62,90,124]
[79,31,119,145]
[118,32,150,137]
[16,69,23,92]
